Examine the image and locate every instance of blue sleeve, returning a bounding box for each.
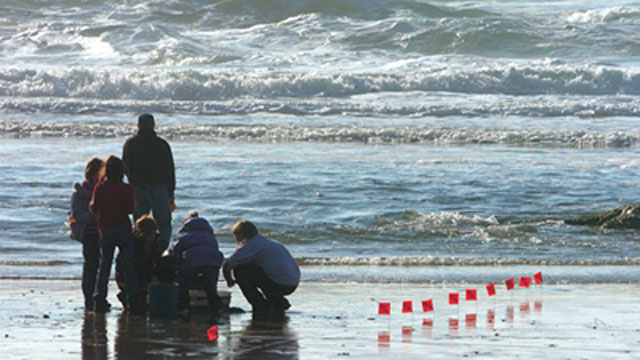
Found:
[226,241,261,268]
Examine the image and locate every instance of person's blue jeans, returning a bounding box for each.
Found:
[177,263,224,313]
[93,223,139,308]
[133,185,171,255]
[81,233,100,308]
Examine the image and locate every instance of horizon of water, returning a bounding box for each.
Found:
[1,0,639,283]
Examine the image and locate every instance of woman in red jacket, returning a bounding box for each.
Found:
[90,155,142,314]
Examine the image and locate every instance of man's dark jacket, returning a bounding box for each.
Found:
[122,129,175,197]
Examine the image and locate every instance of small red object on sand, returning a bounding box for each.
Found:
[519,276,531,288]
[421,299,434,312]
[449,293,459,305]
[207,325,218,341]
[505,278,515,290]
[486,283,496,296]
[534,272,543,284]
[465,289,477,301]
[402,300,413,313]
[378,302,391,315]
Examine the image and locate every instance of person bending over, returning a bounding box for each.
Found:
[169,213,226,320]
[223,220,300,322]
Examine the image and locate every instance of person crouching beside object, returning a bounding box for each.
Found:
[90,155,143,315]
[223,220,300,322]
[168,213,226,320]
[115,214,161,310]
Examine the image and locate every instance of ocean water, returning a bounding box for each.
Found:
[1,0,639,283]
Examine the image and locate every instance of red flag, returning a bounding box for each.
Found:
[519,276,531,288]
[207,325,218,341]
[486,283,496,297]
[402,300,413,313]
[421,299,434,313]
[465,289,477,301]
[505,278,515,290]
[449,292,459,305]
[378,302,391,315]
[534,271,543,284]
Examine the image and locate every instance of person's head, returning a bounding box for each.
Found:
[138,113,155,132]
[134,214,157,242]
[84,157,104,185]
[231,219,258,244]
[104,155,124,182]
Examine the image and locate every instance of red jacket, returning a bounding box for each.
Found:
[90,180,135,232]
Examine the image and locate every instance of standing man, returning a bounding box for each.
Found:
[123,113,175,255]
[223,220,300,322]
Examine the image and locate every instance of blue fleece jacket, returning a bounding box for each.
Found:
[170,217,223,268]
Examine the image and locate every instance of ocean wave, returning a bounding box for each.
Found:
[1,120,638,148]
[567,7,640,24]
[296,256,640,266]
[1,63,639,102]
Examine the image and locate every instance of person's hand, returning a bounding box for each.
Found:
[169,197,176,212]
[222,261,235,287]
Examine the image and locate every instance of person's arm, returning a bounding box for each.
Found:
[71,188,93,224]
[125,185,135,214]
[222,259,235,287]
[164,140,176,199]
[89,186,99,214]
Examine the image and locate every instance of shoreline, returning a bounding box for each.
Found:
[1,279,639,359]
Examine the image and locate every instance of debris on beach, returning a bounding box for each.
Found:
[565,203,640,229]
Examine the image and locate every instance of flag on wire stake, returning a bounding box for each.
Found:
[449,293,459,305]
[378,302,391,328]
[505,278,515,290]
[402,300,414,322]
[378,302,391,316]
[534,271,543,284]
[486,283,496,297]
[402,300,413,313]
[520,276,531,301]
[465,289,477,301]
[207,325,218,341]
[421,299,434,313]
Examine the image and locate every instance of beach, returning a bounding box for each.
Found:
[2,0,640,358]
[1,275,639,359]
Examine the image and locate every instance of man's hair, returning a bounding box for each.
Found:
[84,157,104,182]
[232,219,258,242]
[105,155,124,182]
[138,113,155,130]
[134,214,157,238]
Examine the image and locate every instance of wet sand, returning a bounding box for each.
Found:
[1,278,639,359]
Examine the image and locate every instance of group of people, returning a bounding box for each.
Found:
[69,114,300,322]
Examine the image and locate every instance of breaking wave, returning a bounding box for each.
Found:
[1,120,637,148]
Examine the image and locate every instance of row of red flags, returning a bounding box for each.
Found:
[378,272,543,315]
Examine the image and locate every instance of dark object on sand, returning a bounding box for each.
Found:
[565,203,640,229]
[148,283,178,318]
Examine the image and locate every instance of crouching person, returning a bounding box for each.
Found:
[223,220,300,322]
[169,213,226,320]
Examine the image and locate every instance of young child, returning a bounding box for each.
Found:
[90,155,142,314]
[169,212,226,320]
[70,157,104,311]
[115,214,161,310]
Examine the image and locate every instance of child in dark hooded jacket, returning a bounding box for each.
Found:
[169,213,226,317]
